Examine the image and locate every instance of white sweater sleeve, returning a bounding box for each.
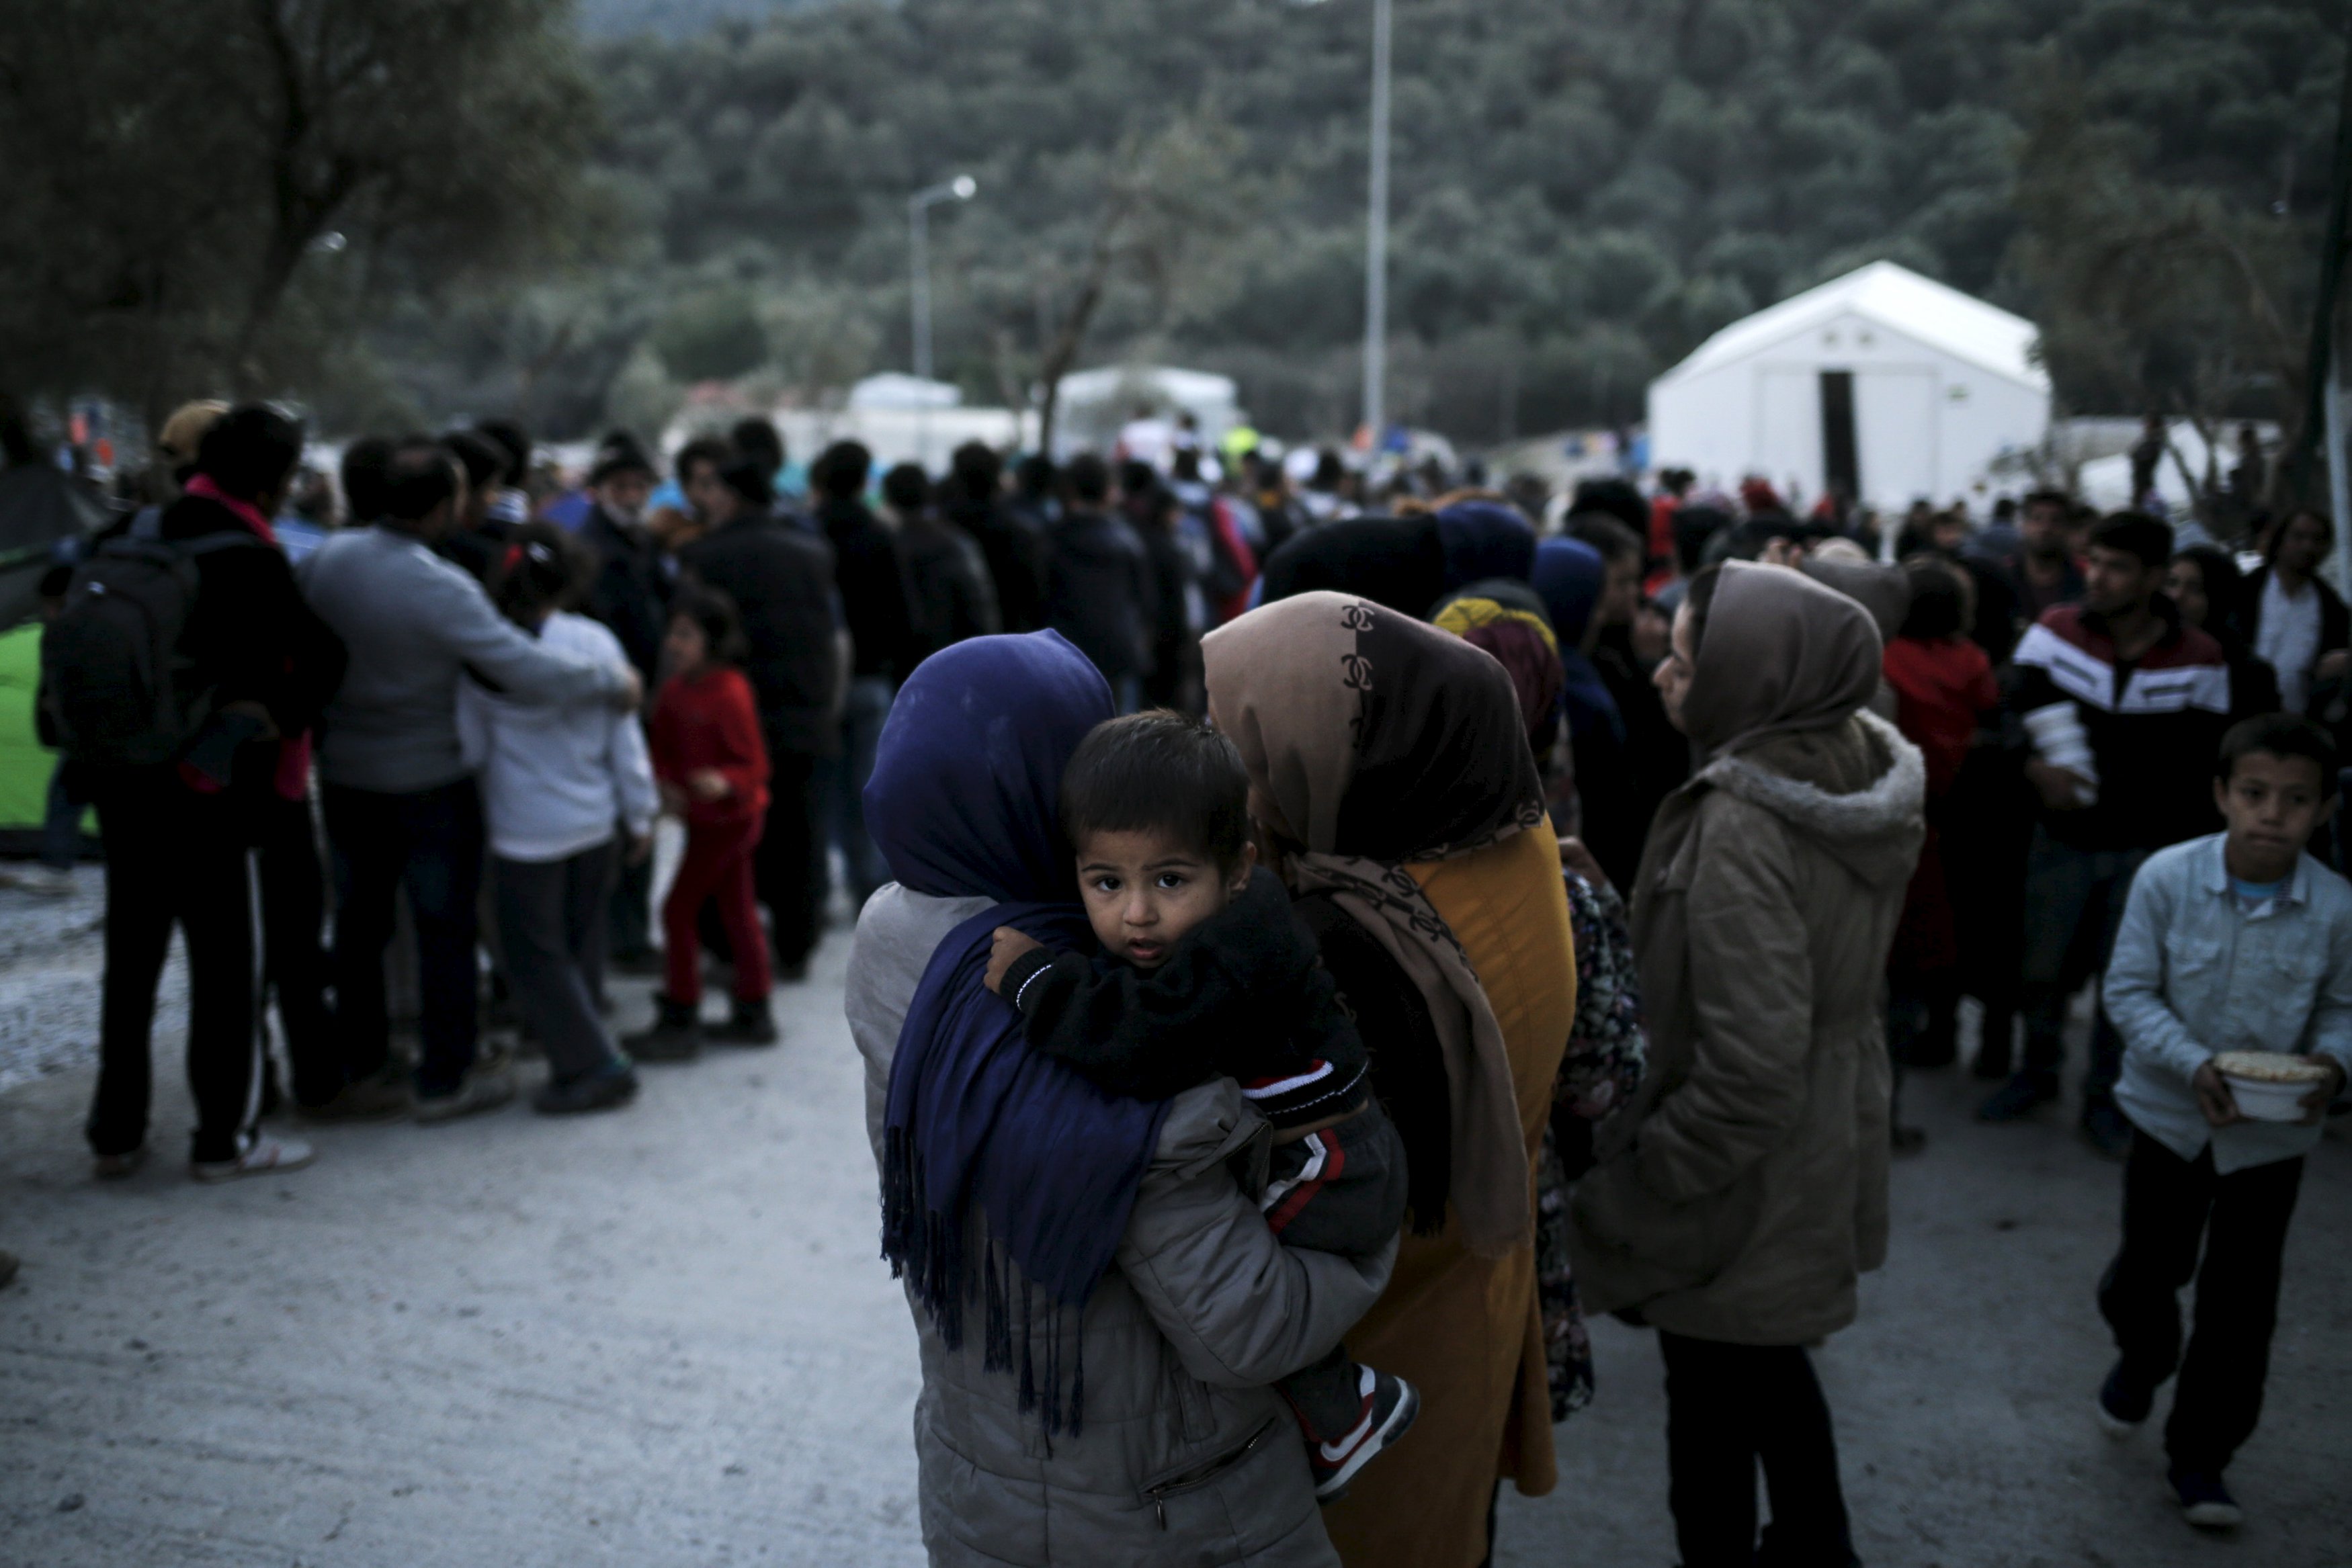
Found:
[437,570,623,706]
[610,711,658,840]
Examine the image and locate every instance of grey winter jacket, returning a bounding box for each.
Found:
[300,525,632,793]
[1569,709,1925,1345]
[848,883,1388,1567]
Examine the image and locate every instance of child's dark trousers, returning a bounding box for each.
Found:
[2099,1130,2304,1473]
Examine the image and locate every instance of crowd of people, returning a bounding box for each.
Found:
[6,390,2349,1563]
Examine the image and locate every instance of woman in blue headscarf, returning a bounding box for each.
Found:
[1533,537,1650,893]
[845,629,1387,1568]
[1432,497,1538,591]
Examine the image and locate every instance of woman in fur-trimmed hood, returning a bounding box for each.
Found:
[1568,560,1925,1568]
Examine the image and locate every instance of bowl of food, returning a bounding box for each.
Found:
[2213,1051,2337,1123]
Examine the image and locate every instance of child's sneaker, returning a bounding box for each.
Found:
[1306,1366,1419,1501]
[2167,1467,2242,1529]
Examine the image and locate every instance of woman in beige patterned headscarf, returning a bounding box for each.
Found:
[1206,591,1578,1568]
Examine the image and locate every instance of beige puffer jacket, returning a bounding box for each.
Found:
[1568,709,1925,1345]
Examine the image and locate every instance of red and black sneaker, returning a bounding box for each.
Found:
[1307,1366,1421,1502]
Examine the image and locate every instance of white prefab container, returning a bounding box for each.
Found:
[1050,365,1242,460]
[1646,261,2052,513]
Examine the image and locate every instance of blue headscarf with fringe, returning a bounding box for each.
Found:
[866,631,1165,1434]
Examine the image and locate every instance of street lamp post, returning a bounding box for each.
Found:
[1363,0,1391,450]
[1291,0,1392,450]
[909,174,977,382]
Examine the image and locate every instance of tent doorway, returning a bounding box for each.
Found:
[1818,370,1858,505]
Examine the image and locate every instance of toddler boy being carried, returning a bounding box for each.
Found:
[984,710,1417,1501]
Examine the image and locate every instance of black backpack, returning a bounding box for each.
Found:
[40,532,267,767]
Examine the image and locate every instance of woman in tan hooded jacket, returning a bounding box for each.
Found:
[1568,561,1925,1568]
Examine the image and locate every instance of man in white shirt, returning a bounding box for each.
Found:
[2248,508,2345,713]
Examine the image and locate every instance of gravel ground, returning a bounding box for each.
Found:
[1,914,2346,1567]
[0,867,179,1100]
[1,926,926,1568]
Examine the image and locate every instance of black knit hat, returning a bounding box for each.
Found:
[718,454,775,509]
[589,429,657,485]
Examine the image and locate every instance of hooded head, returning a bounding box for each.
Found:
[1257,514,1447,617]
[862,630,1114,904]
[1432,498,1536,593]
[1683,561,1881,759]
[1430,582,1564,751]
[1531,536,1607,648]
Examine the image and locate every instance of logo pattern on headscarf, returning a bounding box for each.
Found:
[1341,599,1376,749]
[1289,853,1480,980]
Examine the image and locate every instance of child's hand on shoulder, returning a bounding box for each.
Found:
[984,926,1045,996]
[688,768,731,801]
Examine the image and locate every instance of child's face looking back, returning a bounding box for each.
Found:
[1076,827,1255,970]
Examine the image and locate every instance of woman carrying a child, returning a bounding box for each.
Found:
[845,629,1390,1567]
[1202,591,1582,1568]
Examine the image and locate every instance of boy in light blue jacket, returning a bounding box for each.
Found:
[2097,715,2352,1532]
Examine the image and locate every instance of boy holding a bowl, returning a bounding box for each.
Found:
[2097,713,2352,1530]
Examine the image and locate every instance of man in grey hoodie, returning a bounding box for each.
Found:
[300,440,640,1122]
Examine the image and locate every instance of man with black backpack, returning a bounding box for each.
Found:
[48,403,348,1183]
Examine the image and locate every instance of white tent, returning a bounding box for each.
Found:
[1646,261,2050,511]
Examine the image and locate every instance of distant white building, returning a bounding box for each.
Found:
[1646,261,2051,511]
[665,396,1033,478]
[1051,365,1241,460]
[847,373,964,412]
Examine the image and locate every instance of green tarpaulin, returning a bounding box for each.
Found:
[0,621,75,840]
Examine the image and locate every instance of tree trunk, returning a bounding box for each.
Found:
[1034,240,1115,458]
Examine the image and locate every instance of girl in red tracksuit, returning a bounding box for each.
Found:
[627,589,774,1059]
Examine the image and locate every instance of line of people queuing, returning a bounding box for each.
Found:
[40,396,1386,1181]
[24,387,2346,1559]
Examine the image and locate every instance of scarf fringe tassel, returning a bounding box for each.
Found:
[883,1125,1087,1438]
